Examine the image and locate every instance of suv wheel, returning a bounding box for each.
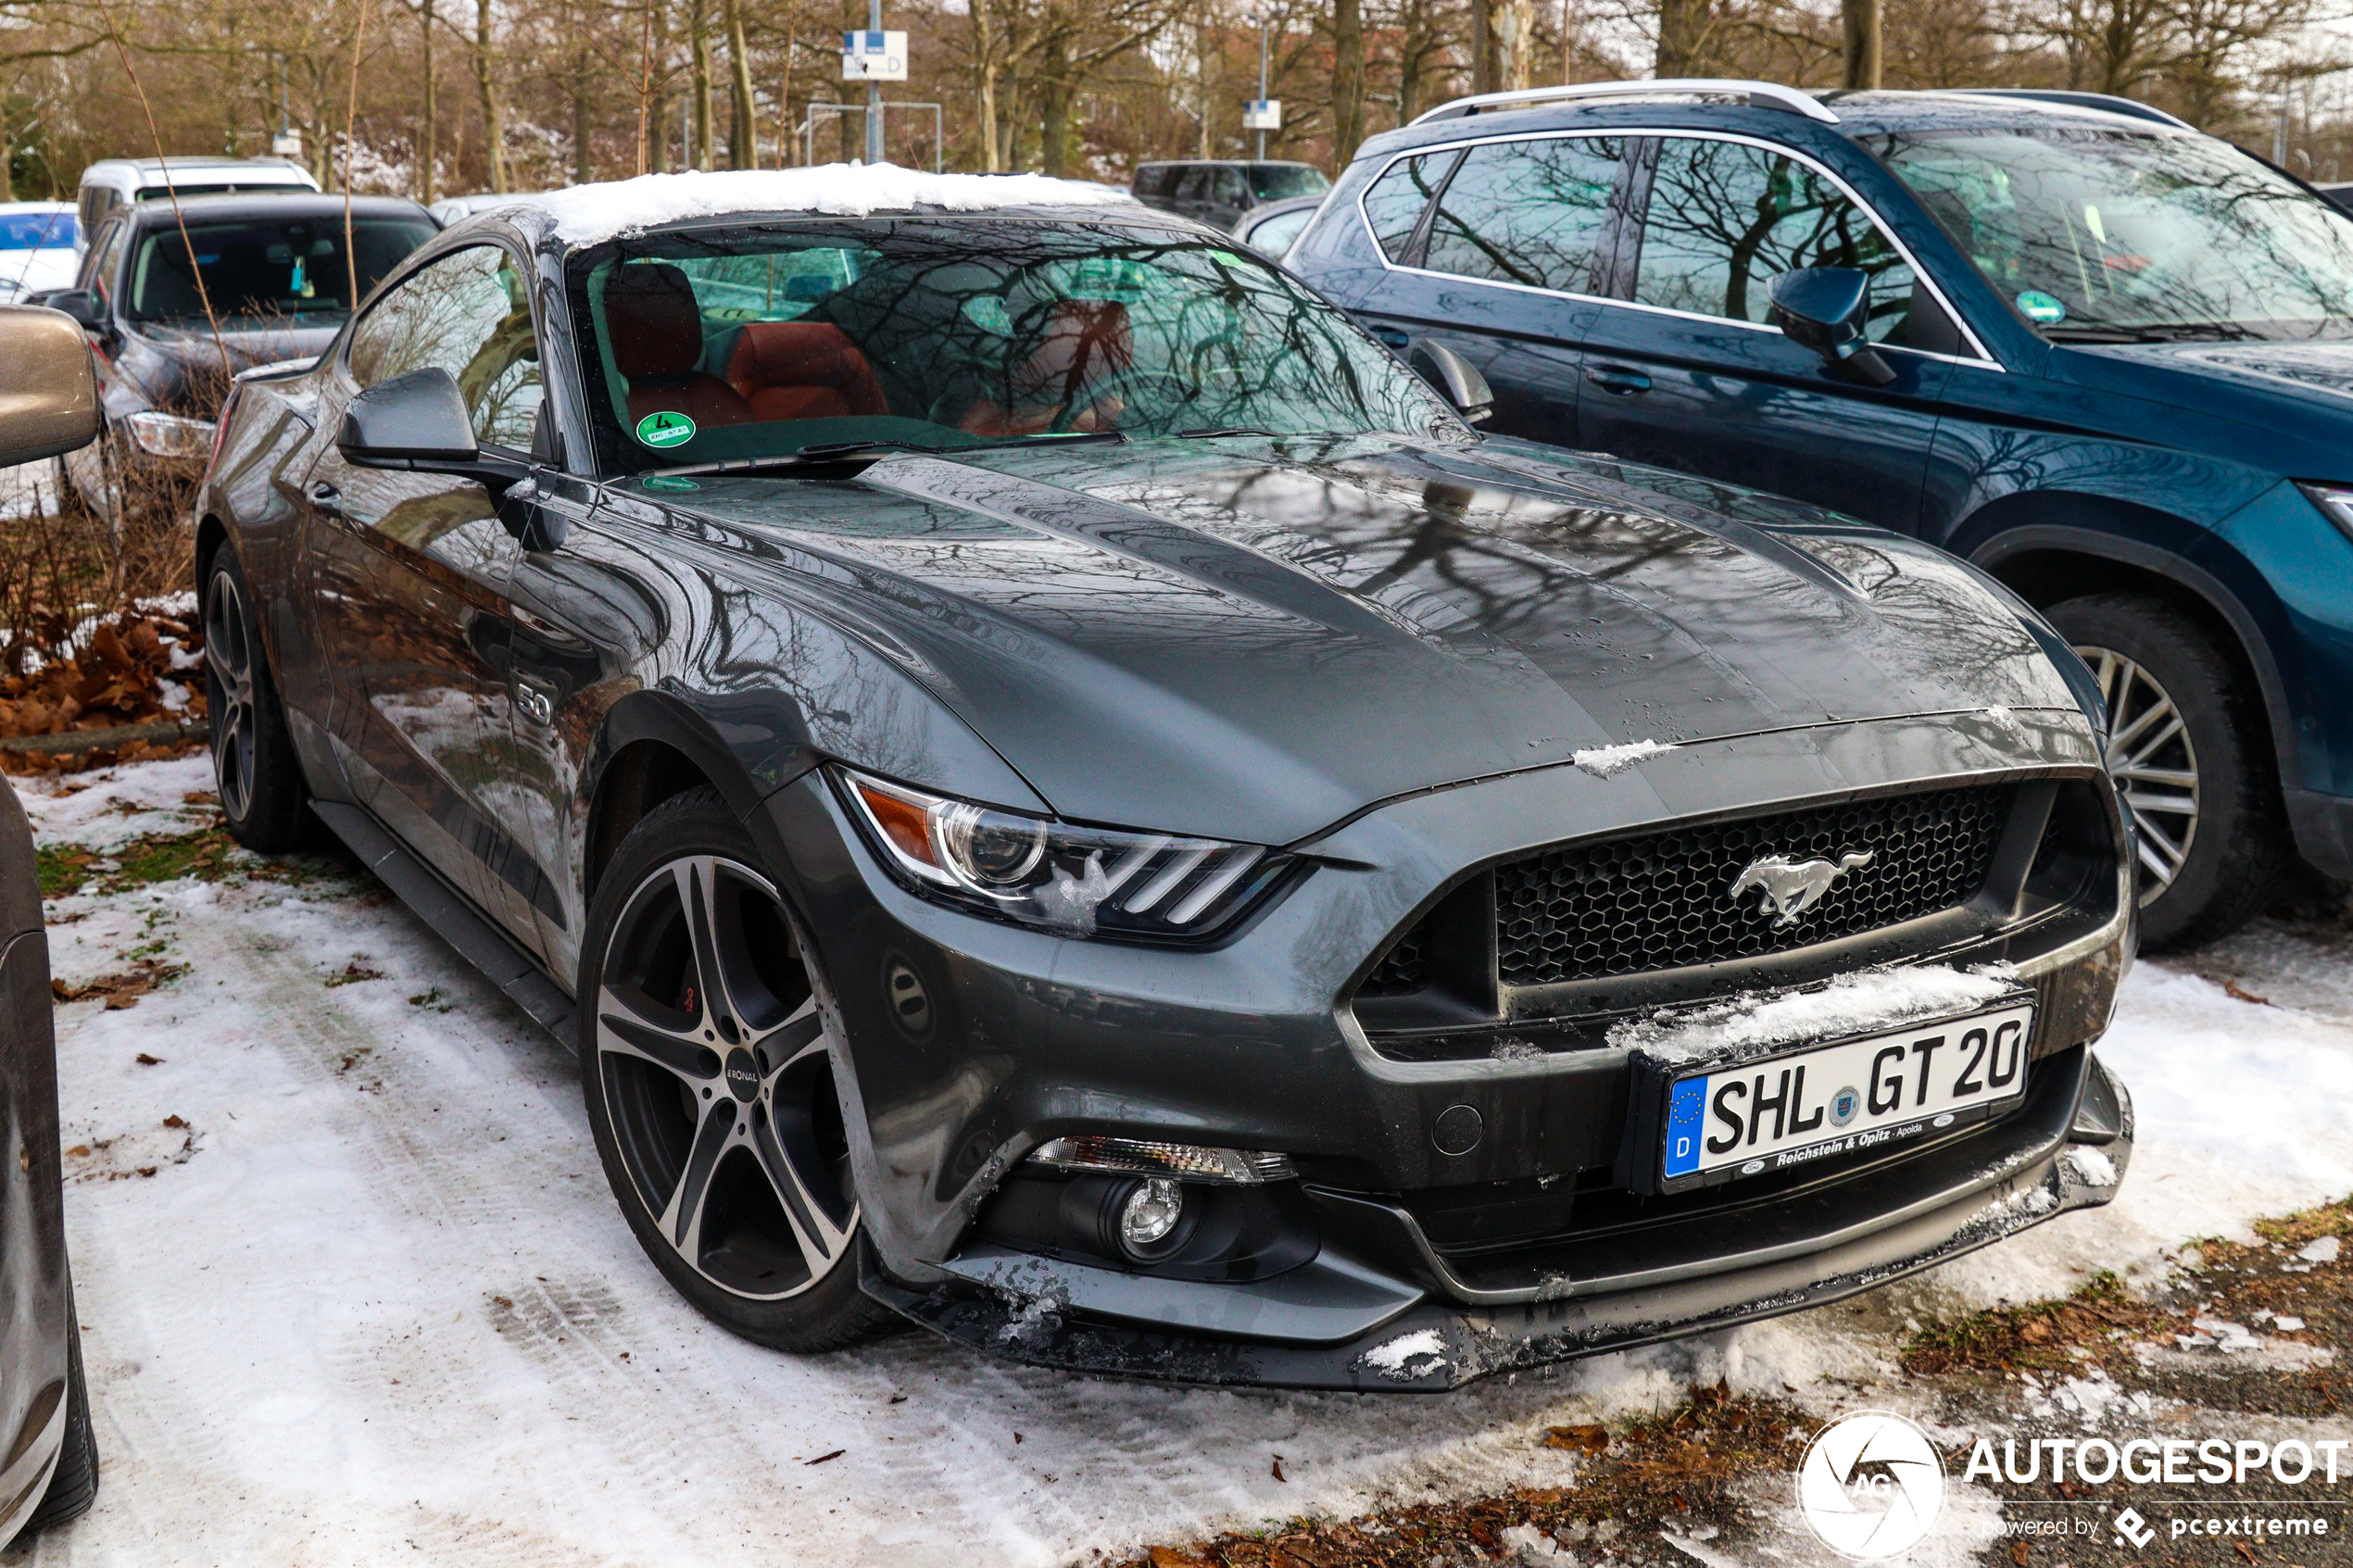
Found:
[579,788,893,1352]
[2046,593,2286,950]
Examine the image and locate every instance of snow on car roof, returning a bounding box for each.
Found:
[535,163,1134,247]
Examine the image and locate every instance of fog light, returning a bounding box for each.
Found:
[1118,1178,1185,1253]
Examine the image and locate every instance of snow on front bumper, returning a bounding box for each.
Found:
[866,1047,2133,1390]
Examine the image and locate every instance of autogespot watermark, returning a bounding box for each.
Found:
[1795,1414,2348,1559]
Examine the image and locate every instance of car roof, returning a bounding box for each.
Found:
[1136,158,1323,169]
[82,157,315,182]
[114,192,435,226]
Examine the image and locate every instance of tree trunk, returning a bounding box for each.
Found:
[474,0,506,192]
[0,113,12,204]
[724,0,756,168]
[1496,0,1534,90]
[572,33,593,182]
[969,0,1001,170]
[648,0,672,170]
[690,0,713,168]
[419,0,437,202]
[1841,0,1881,88]
[1331,0,1364,164]
[1469,0,1495,94]
[1655,0,1709,75]
[779,26,798,165]
[1038,31,1070,178]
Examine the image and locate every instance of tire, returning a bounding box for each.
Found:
[578,787,893,1352]
[203,545,312,852]
[2046,592,2287,951]
[24,1298,98,1537]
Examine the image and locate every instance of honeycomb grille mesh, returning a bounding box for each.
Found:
[1363,923,1432,996]
[1493,786,2012,987]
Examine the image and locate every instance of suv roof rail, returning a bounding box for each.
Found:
[1409,78,1840,127]
[1940,88,2195,131]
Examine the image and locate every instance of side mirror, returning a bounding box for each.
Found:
[0,306,102,466]
[1410,341,1495,424]
[337,367,482,466]
[1768,268,1897,387]
[45,289,106,332]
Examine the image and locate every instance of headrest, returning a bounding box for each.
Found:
[604,263,704,380]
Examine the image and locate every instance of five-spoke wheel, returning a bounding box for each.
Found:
[581,789,892,1348]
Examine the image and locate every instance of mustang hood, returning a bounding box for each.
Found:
[668,437,2076,845]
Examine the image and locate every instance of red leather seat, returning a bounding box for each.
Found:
[603,264,753,433]
[724,322,889,423]
[960,300,1135,437]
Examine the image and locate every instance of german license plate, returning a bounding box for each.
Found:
[1657,998,2035,1189]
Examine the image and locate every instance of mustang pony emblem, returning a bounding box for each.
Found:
[1730,850,1874,927]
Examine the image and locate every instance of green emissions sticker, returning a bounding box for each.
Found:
[1210,249,1246,267]
[2015,290,2068,325]
[641,474,700,493]
[635,410,698,448]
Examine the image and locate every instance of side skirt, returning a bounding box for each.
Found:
[311,800,577,1045]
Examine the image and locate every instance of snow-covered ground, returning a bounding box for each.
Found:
[15,757,2353,1566]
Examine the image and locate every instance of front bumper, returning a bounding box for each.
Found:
[750,709,2134,1389]
[865,1047,2132,1389]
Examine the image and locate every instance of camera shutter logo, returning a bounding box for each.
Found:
[1795,1411,1944,1559]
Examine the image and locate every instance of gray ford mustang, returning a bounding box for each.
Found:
[195,171,2135,1389]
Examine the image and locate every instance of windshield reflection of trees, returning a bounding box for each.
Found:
[618,220,1441,446]
[1877,130,2353,339]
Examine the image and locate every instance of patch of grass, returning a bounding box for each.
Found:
[1900,1271,2169,1377]
[102,826,239,890]
[36,842,98,898]
[2249,1195,2353,1252]
[1126,1384,1810,1568]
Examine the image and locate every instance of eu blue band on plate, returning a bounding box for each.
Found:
[1664,1075,1708,1178]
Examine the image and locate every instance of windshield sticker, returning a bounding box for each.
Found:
[2016,290,2067,325]
[640,474,699,492]
[635,410,698,448]
[1210,249,1246,268]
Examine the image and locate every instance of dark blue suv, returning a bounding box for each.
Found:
[1288,82,2353,949]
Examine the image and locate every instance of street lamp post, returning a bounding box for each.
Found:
[867,0,886,165]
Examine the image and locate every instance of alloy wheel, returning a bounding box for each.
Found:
[204,568,259,822]
[2076,642,2199,906]
[593,855,858,1301]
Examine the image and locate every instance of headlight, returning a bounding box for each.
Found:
[2297,481,2353,546]
[835,766,1285,940]
[124,409,217,458]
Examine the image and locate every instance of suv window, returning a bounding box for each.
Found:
[82,220,127,299]
[1423,136,1623,294]
[1363,153,1453,263]
[1635,136,1915,341]
[1212,169,1248,207]
[347,245,543,449]
[1134,166,1174,199]
[1174,167,1212,204]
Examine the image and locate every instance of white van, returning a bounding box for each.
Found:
[73,157,319,252]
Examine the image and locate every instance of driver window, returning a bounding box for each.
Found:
[347,245,544,449]
[1635,136,1918,343]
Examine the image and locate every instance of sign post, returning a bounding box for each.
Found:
[840,20,905,164]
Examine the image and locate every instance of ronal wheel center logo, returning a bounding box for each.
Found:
[724,1048,761,1102]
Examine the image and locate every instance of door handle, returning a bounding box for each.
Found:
[308,481,344,518]
[1584,364,1652,395]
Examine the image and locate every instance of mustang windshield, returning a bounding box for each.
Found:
[572,219,1453,470]
[1874,129,2353,340]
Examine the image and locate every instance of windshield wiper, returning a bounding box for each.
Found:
[649,430,1124,479]
[1176,426,1289,439]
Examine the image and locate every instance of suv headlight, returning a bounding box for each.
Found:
[835,767,1286,940]
[124,409,217,458]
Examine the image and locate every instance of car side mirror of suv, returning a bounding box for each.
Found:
[0,306,102,466]
[337,367,528,493]
[1410,341,1495,424]
[1768,268,1897,387]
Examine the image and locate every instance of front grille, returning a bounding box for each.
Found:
[1492,785,2011,987]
